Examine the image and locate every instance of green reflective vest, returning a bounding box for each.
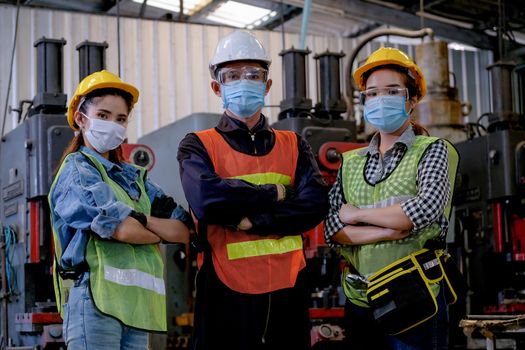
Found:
[49,151,166,332]
[339,136,458,307]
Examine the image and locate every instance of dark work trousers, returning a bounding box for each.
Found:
[343,283,449,350]
[192,256,311,350]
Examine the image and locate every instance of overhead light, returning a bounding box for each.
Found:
[206,1,272,28]
[448,42,478,52]
[132,0,210,15]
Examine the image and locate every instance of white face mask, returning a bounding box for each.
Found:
[80,113,127,154]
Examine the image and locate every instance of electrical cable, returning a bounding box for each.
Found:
[1,0,21,139]
[476,112,490,136]
[4,225,18,296]
[21,101,33,122]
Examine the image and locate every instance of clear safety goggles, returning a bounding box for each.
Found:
[217,66,268,85]
[359,87,409,105]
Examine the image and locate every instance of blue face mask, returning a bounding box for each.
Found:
[363,95,410,133]
[221,80,266,118]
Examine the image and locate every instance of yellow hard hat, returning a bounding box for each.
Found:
[67,70,139,130]
[353,47,426,101]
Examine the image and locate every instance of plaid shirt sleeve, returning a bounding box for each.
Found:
[400,139,450,231]
[324,170,346,247]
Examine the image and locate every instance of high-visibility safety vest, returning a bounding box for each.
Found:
[339,136,459,307]
[49,151,167,332]
[195,128,305,294]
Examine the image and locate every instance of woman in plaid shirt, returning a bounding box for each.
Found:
[324,47,457,350]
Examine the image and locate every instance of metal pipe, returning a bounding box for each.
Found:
[345,27,434,118]
[299,0,312,50]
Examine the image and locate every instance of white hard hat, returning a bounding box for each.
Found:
[209,30,271,78]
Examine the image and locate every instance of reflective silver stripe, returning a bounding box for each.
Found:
[104,265,165,295]
[422,258,440,270]
[361,195,412,209]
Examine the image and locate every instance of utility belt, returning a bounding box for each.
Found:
[360,248,466,335]
[56,261,89,280]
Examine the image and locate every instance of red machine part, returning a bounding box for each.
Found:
[120,143,156,171]
[29,201,41,263]
[492,202,504,253]
[309,308,344,319]
[304,223,325,259]
[15,312,62,324]
[304,141,366,257]
[310,323,345,347]
[318,141,364,172]
[511,214,525,261]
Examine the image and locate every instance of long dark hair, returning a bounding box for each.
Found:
[54,88,133,175]
[363,64,429,136]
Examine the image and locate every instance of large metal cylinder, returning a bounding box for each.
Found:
[278,47,312,119]
[416,41,450,90]
[314,51,346,119]
[414,41,469,142]
[282,48,310,99]
[516,62,525,116]
[487,61,517,127]
[76,41,108,81]
[35,37,67,95]
[33,37,67,112]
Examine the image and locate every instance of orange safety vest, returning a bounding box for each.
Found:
[194,128,306,294]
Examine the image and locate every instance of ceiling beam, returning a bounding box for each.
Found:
[282,0,496,50]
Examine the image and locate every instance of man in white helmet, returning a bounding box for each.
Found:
[177,30,329,350]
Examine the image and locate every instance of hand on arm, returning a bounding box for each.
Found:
[339,203,413,231]
[177,134,279,224]
[148,195,191,243]
[146,216,190,244]
[247,137,329,235]
[237,217,253,231]
[112,216,161,244]
[332,224,410,245]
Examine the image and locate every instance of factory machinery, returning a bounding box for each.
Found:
[451,55,525,348]
[2,31,525,350]
[405,38,525,348]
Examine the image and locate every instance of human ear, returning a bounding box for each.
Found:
[74,111,87,129]
[264,79,272,95]
[211,80,221,97]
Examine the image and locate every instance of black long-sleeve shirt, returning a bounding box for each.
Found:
[177,113,329,236]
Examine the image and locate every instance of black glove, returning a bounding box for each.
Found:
[151,195,178,219]
[129,210,147,227]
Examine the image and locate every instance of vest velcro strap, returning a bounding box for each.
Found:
[226,235,303,260]
[104,265,166,295]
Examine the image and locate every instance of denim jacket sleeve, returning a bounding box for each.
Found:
[52,155,133,239]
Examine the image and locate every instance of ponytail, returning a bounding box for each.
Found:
[410,121,429,136]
